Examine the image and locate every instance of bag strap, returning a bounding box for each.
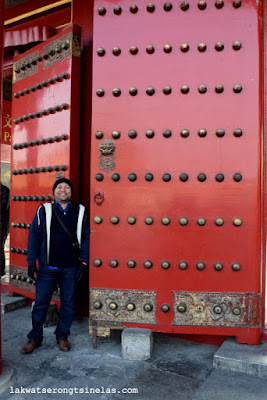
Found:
[52,207,79,249]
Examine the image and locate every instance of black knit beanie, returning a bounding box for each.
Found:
[52,178,73,194]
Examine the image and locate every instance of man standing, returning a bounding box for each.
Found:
[21,178,89,354]
[1,183,10,277]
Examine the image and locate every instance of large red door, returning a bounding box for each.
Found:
[9,25,81,301]
[90,0,264,344]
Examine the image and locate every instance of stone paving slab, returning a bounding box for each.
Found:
[1,293,28,314]
[214,337,267,378]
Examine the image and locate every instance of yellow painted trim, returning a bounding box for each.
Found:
[4,0,71,26]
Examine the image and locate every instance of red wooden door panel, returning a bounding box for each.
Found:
[90,0,263,344]
[9,25,81,301]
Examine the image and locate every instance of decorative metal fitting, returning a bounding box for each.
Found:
[179,217,188,226]
[180,1,189,11]
[233,218,242,226]
[109,302,118,310]
[112,173,120,181]
[215,0,224,8]
[146,129,154,138]
[146,45,155,54]
[198,1,207,9]
[96,89,105,97]
[198,173,206,182]
[93,301,102,309]
[216,128,225,137]
[128,216,136,225]
[179,173,189,182]
[213,305,222,314]
[163,129,172,138]
[232,41,242,50]
[161,260,170,269]
[233,84,242,93]
[233,0,241,8]
[95,130,104,139]
[162,217,170,225]
[179,261,188,270]
[144,260,153,269]
[163,2,172,11]
[97,48,105,56]
[129,46,138,55]
[177,302,187,313]
[128,173,137,181]
[198,129,207,137]
[181,85,189,94]
[163,44,172,53]
[232,262,241,271]
[215,84,224,93]
[232,307,241,315]
[146,87,155,96]
[197,217,206,226]
[163,86,172,95]
[130,4,138,13]
[112,130,121,139]
[113,5,122,14]
[111,216,120,224]
[180,43,189,52]
[113,88,121,97]
[215,42,224,51]
[161,304,170,312]
[110,259,119,268]
[128,130,137,138]
[143,303,153,312]
[196,261,205,270]
[98,6,106,15]
[180,129,189,138]
[233,173,242,182]
[215,173,224,182]
[198,85,207,93]
[214,262,223,271]
[145,173,154,181]
[129,87,138,96]
[146,3,155,12]
[198,43,207,52]
[145,217,154,225]
[128,259,136,268]
[215,217,224,226]
[162,173,171,182]
[233,128,243,137]
[127,303,136,311]
[94,216,103,224]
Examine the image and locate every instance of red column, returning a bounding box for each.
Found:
[0,0,4,375]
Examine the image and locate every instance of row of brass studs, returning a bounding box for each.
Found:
[13,134,68,150]
[93,300,154,312]
[95,128,243,139]
[97,1,241,15]
[96,172,242,182]
[94,216,243,226]
[94,259,241,271]
[10,248,27,255]
[14,73,70,98]
[13,103,69,124]
[14,43,70,73]
[12,165,67,175]
[11,222,31,229]
[10,274,35,284]
[98,42,241,56]
[96,85,242,97]
[12,195,52,201]
[176,303,241,315]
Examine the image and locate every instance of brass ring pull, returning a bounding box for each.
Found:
[94,192,104,205]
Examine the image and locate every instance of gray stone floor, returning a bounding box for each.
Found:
[1,306,267,400]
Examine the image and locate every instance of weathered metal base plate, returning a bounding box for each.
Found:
[172,292,261,328]
[90,288,157,324]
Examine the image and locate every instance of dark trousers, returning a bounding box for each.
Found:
[27,267,77,344]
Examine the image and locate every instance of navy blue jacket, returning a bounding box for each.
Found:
[27,202,89,270]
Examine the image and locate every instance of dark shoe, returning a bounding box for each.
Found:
[58,339,71,351]
[21,341,41,354]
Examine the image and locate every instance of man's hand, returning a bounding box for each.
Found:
[76,262,87,283]
[28,265,37,279]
